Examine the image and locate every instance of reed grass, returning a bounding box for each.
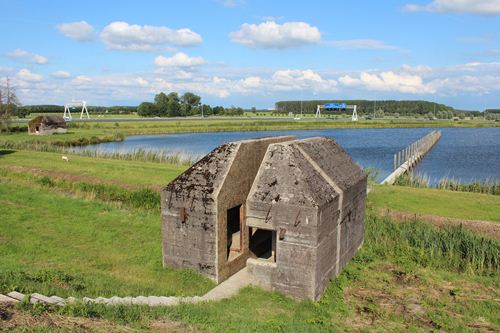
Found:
[395,172,499,195]
[437,176,500,195]
[366,214,499,275]
[72,148,199,166]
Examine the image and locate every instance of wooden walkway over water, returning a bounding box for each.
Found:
[381,130,441,185]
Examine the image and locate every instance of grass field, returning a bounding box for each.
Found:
[1,149,499,331]
[0,150,187,190]
[1,178,498,332]
[2,118,497,149]
[370,185,500,222]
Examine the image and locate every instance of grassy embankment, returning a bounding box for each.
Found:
[370,185,500,222]
[1,149,499,332]
[1,118,498,150]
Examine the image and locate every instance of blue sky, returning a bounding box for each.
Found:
[1,0,499,110]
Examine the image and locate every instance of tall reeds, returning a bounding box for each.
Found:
[72,148,199,166]
[366,214,499,275]
[394,172,499,195]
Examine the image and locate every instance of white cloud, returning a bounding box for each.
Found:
[271,69,337,92]
[52,70,71,79]
[0,66,14,73]
[17,68,43,82]
[230,21,321,49]
[100,22,202,51]
[175,70,193,79]
[72,75,92,84]
[339,71,435,94]
[7,49,29,57]
[241,76,261,88]
[404,0,500,15]
[220,0,245,8]
[57,21,95,41]
[154,52,206,67]
[329,39,399,50]
[401,64,433,74]
[7,49,48,64]
[32,54,49,64]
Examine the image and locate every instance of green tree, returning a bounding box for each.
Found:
[201,104,212,116]
[0,77,19,132]
[166,92,181,117]
[137,102,158,117]
[180,92,201,116]
[374,108,385,118]
[212,106,224,115]
[154,92,169,116]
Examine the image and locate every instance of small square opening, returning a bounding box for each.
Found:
[249,228,275,261]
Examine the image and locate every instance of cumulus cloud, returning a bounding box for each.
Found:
[7,49,48,64]
[401,64,433,74]
[100,22,202,51]
[0,66,14,73]
[57,21,95,41]
[404,0,500,15]
[52,70,71,79]
[271,69,337,92]
[220,0,245,8]
[17,68,43,82]
[329,39,399,50]
[230,21,321,49]
[339,71,435,94]
[154,52,206,67]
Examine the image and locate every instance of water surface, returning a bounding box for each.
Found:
[81,127,500,183]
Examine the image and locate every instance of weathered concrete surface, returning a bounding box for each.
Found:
[7,291,26,302]
[28,115,67,135]
[246,137,367,300]
[201,267,252,301]
[161,136,293,283]
[0,294,18,304]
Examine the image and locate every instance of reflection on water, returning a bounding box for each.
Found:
[77,127,500,183]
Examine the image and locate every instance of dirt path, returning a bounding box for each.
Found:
[377,208,500,240]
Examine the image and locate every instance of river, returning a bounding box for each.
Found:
[78,127,500,183]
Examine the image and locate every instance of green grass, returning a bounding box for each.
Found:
[0,180,214,298]
[6,209,498,332]
[370,185,500,222]
[0,150,186,190]
[1,149,499,331]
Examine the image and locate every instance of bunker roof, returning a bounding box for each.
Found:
[248,137,366,208]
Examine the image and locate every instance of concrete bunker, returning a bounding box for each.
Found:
[161,136,367,300]
[28,115,67,135]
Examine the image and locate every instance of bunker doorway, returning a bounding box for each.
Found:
[227,205,243,261]
[249,228,275,262]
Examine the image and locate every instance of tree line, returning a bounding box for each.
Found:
[16,105,137,117]
[137,91,243,117]
[275,100,459,116]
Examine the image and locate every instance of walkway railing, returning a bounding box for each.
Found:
[381,130,441,185]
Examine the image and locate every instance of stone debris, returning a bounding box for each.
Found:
[0,294,19,304]
[30,293,61,305]
[1,269,248,308]
[7,291,26,302]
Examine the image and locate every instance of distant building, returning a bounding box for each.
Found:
[161,136,367,300]
[28,116,67,135]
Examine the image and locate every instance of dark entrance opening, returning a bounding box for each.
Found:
[249,228,274,261]
[227,205,242,261]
